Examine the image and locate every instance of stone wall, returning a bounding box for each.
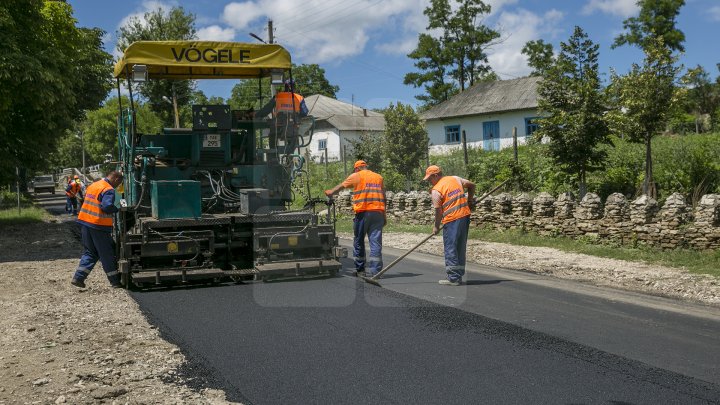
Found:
[335,191,720,250]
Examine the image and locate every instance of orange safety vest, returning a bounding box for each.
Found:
[66,182,81,198]
[432,176,471,224]
[77,179,114,228]
[274,92,304,113]
[351,170,385,213]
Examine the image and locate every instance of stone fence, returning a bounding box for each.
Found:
[334,191,720,250]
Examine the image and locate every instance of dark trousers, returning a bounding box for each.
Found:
[442,215,470,282]
[353,211,384,275]
[73,225,119,285]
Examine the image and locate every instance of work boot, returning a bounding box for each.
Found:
[355,270,366,277]
[438,279,461,286]
[71,279,86,288]
[110,283,123,289]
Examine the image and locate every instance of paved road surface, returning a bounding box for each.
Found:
[130,243,720,404]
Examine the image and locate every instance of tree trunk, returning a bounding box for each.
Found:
[579,169,587,199]
[643,134,655,198]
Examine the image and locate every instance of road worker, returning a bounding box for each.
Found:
[71,170,124,289]
[65,175,82,215]
[424,165,476,286]
[325,160,386,277]
[256,80,308,151]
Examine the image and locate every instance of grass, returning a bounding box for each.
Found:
[0,207,48,225]
[333,216,720,278]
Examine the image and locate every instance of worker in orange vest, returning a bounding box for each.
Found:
[255,80,309,150]
[424,165,476,286]
[325,160,386,277]
[71,170,124,289]
[65,175,82,215]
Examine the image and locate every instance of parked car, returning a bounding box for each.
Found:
[31,175,55,194]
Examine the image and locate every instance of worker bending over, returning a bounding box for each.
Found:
[71,171,124,289]
[326,160,386,277]
[65,175,83,215]
[424,165,476,286]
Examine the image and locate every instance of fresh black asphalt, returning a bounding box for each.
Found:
[131,262,720,404]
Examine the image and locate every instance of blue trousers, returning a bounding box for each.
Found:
[66,197,77,214]
[353,211,384,275]
[73,225,120,285]
[442,215,470,282]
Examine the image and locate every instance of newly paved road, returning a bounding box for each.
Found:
[130,243,720,404]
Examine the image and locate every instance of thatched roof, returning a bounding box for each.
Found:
[421,76,541,120]
[305,94,385,131]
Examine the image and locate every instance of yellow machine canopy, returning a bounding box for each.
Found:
[114,41,292,79]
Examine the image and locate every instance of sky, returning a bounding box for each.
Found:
[68,0,720,110]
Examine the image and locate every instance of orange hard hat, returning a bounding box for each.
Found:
[423,165,442,180]
[353,160,367,170]
[73,175,79,179]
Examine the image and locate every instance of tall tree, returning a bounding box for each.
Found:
[536,26,610,197]
[228,78,271,111]
[522,39,554,77]
[403,34,457,107]
[0,0,112,182]
[612,0,686,52]
[607,37,681,197]
[405,0,499,107]
[116,6,197,128]
[291,64,339,98]
[383,103,429,185]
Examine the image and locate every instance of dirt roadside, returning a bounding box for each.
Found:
[338,231,720,306]
[0,218,237,405]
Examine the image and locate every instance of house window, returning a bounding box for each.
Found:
[318,139,327,150]
[445,125,460,143]
[525,117,540,136]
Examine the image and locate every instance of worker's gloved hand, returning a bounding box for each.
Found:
[432,225,440,235]
[324,189,333,197]
[468,201,477,211]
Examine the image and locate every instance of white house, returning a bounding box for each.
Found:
[421,76,542,155]
[303,95,385,161]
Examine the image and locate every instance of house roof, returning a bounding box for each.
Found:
[305,94,385,131]
[421,76,541,120]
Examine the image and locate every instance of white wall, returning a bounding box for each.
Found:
[426,109,539,155]
[304,129,369,162]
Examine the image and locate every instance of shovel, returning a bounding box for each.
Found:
[360,179,509,287]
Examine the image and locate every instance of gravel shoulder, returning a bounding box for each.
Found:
[339,231,720,307]
[0,218,237,405]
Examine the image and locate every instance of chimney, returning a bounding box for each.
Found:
[363,108,367,117]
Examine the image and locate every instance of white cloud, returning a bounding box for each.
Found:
[117,1,178,31]
[375,37,418,55]
[582,0,639,18]
[197,25,236,41]
[709,6,720,21]
[220,0,430,63]
[222,2,265,30]
[488,9,564,79]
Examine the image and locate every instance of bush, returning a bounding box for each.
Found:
[0,189,33,209]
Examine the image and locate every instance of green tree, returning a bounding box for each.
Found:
[536,26,610,197]
[0,0,112,183]
[116,6,197,128]
[522,39,554,77]
[291,64,339,97]
[228,78,272,111]
[51,97,163,168]
[679,65,719,132]
[383,103,429,185]
[612,0,686,52]
[347,133,385,173]
[404,34,457,107]
[607,37,681,197]
[405,0,499,107]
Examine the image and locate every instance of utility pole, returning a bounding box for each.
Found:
[268,20,274,44]
[512,126,518,164]
[16,166,21,215]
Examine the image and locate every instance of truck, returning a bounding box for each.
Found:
[30,175,55,194]
[112,41,346,288]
